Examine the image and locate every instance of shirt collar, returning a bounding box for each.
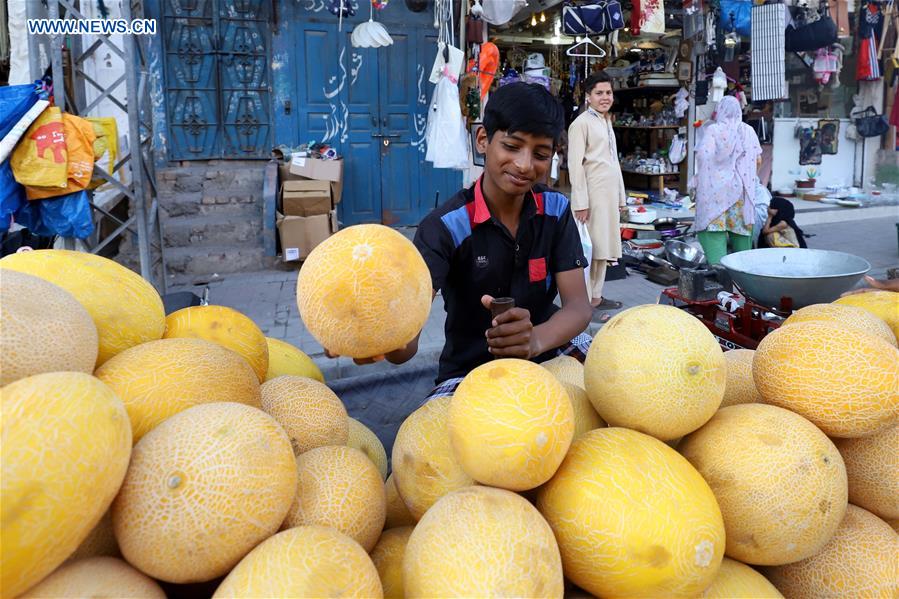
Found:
[469,176,543,227]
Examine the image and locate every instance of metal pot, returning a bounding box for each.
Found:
[652,217,678,231]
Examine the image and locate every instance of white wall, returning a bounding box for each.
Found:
[771,118,878,191]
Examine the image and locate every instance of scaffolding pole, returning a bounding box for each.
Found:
[34,0,165,292]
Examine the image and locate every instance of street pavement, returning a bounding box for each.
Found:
[168,214,898,383]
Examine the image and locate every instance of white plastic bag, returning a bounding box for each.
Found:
[575,219,592,298]
[425,75,470,170]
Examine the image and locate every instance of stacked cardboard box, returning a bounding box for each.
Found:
[277,155,343,262]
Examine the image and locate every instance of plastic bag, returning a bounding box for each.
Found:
[14,189,94,239]
[27,113,97,200]
[576,219,592,298]
[87,117,119,189]
[425,75,470,170]
[0,160,26,232]
[0,84,41,139]
[719,0,752,36]
[10,106,68,190]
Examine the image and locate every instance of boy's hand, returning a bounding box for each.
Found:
[323,349,385,365]
[323,338,417,365]
[481,295,539,359]
[574,209,590,223]
[841,275,899,296]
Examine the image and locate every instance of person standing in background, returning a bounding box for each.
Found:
[693,95,762,264]
[567,71,626,317]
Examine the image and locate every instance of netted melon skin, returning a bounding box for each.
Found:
[384,473,416,529]
[213,525,383,598]
[112,402,297,583]
[348,417,388,479]
[260,375,348,455]
[721,349,764,408]
[371,526,413,599]
[296,224,432,358]
[265,337,324,382]
[834,425,899,520]
[403,486,564,598]
[782,303,897,346]
[20,557,166,599]
[700,558,783,598]
[834,290,899,342]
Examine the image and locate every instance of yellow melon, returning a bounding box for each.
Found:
[584,305,726,441]
[680,404,848,566]
[212,525,383,598]
[561,381,605,438]
[260,375,348,455]
[753,322,899,438]
[536,427,725,598]
[0,269,98,386]
[0,249,165,366]
[783,303,897,346]
[404,486,563,598]
[541,354,585,389]
[384,473,417,529]
[20,557,165,598]
[265,336,324,382]
[96,338,262,442]
[284,445,387,552]
[834,290,899,341]
[887,518,899,533]
[721,349,764,407]
[701,558,783,598]
[1,372,132,598]
[296,224,432,358]
[392,396,475,520]
[164,304,269,382]
[834,425,899,520]
[67,510,119,562]
[448,359,574,491]
[112,402,296,583]
[371,526,413,599]
[348,417,388,479]
[764,505,899,599]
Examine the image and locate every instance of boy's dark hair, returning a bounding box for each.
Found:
[584,71,612,95]
[482,82,565,144]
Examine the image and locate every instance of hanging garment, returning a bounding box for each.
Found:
[632,0,666,34]
[856,2,884,81]
[710,67,728,103]
[890,86,899,127]
[481,0,526,25]
[476,42,499,102]
[425,75,469,170]
[751,3,788,101]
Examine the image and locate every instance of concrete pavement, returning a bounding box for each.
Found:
[168,213,898,382]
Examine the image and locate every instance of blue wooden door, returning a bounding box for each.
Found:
[273,3,462,226]
[161,0,271,160]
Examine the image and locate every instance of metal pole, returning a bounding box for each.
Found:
[26,0,45,80]
[47,0,65,112]
[122,0,152,282]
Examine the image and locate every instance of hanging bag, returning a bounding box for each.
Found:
[668,134,687,164]
[575,220,593,298]
[854,106,890,137]
[563,0,624,35]
[785,4,838,52]
[719,0,753,36]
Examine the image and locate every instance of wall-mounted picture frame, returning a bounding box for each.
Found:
[677,60,693,82]
[470,122,485,167]
[818,119,839,155]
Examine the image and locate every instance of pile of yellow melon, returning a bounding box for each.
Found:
[2,237,898,599]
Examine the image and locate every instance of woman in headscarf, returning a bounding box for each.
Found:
[693,96,762,264]
[758,196,808,248]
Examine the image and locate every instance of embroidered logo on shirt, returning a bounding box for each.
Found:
[528,257,547,283]
[476,255,489,268]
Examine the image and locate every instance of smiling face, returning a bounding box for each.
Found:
[476,127,554,197]
[586,81,614,114]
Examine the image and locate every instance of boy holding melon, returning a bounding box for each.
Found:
[337,83,594,398]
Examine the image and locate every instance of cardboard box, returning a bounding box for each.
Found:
[281,180,332,216]
[288,153,343,183]
[277,210,338,262]
[279,163,343,205]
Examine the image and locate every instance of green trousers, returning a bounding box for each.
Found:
[697,231,752,265]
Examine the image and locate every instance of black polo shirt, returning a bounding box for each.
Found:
[413,177,587,383]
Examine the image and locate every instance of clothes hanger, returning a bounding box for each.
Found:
[566,37,607,77]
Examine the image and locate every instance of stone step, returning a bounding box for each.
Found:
[164,245,275,276]
[156,165,265,196]
[163,213,263,248]
[157,191,262,218]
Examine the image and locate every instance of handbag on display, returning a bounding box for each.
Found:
[668,134,687,164]
[785,7,838,52]
[853,106,890,137]
[562,0,625,35]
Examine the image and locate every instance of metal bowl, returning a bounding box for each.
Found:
[665,239,705,269]
[720,248,871,309]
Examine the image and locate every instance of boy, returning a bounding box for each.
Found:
[336,83,593,399]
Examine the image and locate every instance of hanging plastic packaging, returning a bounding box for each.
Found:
[425,75,470,170]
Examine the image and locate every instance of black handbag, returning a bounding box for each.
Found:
[785,16,838,51]
[854,106,890,138]
[562,0,625,35]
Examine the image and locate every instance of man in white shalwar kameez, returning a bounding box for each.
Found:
[567,71,626,316]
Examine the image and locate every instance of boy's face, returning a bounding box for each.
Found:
[586,81,614,114]
[476,127,554,196]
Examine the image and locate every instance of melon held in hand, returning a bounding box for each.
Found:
[584,304,726,440]
[296,224,432,358]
